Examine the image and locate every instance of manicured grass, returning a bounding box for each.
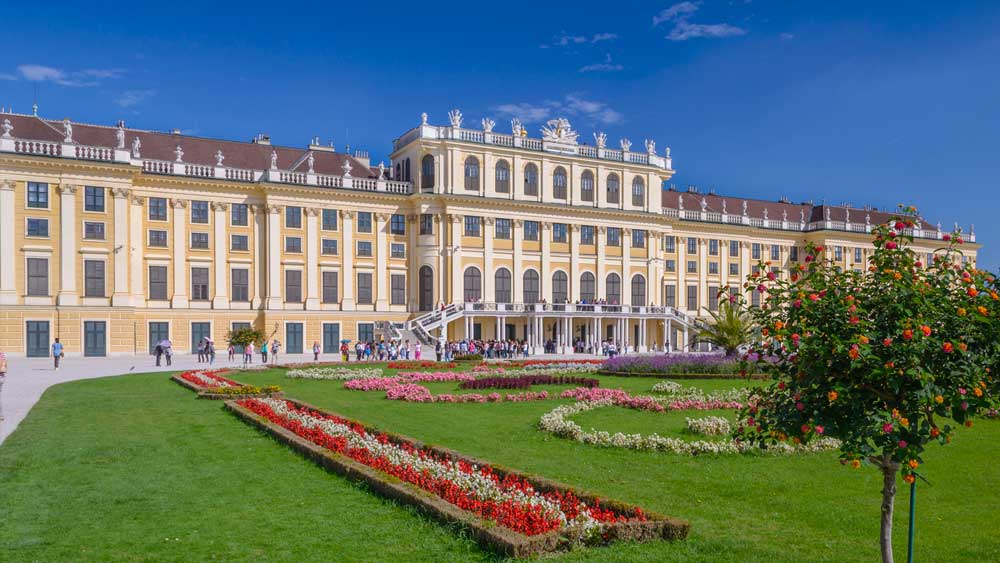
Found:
[1,366,998,562]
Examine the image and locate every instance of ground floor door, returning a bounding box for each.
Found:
[633,324,640,348]
[26,321,50,357]
[504,323,516,340]
[286,323,303,354]
[83,321,107,357]
[149,322,169,354]
[191,322,211,354]
[322,323,340,354]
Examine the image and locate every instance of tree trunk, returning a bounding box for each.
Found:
[879,459,900,563]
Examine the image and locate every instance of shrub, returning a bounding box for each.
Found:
[602,353,756,376]
[453,354,483,361]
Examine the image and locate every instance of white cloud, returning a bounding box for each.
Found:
[0,73,17,81]
[541,32,618,49]
[653,1,747,41]
[9,64,124,87]
[579,53,624,73]
[780,32,795,40]
[493,94,624,126]
[115,89,155,109]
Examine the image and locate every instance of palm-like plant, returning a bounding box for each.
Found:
[696,300,755,356]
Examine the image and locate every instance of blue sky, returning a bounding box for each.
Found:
[2,0,998,268]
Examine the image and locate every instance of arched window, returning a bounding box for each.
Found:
[421,154,435,190]
[631,274,646,305]
[607,173,620,204]
[581,171,594,202]
[606,273,621,305]
[495,160,510,193]
[463,267,482,302]
[495,268,512,303]
[404,158,411,182]
[553,166,567,200]
[631,176,645,207]
[464,156,480,191]
[552,271,568,303]
[524,163,539,196]
[580,272,596,302]
[523,270,540,304]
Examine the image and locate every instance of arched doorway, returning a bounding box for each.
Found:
[419,266,433,311]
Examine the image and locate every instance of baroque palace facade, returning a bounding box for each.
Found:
[0,108,979,357]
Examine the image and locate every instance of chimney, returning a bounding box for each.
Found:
[352,149,370,168]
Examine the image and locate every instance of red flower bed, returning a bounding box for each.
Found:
[179,369,240,388]
[459,375,600,390]
[387,360,457,370]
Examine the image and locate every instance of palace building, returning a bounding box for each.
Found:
[0,108,979,357]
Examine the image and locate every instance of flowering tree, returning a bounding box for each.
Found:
[733,206,997,563]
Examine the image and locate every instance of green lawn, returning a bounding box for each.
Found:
[1,366,998,562]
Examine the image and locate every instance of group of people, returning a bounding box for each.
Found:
[339,339,421,362]
[196,338,217,364]
[229,339,282,367]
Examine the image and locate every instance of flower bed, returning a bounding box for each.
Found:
[386,384,551,404]
[492,359,604,368]
[600,354,766,378]
[538,400,841,456]
[559,388,666,412]
[172,369,283,400]
[286,367,384,381]
[387,360,457,370]
[684,416,732,436]
[226,397,688,556]
[459,375,600,390]
[344,371,477,392]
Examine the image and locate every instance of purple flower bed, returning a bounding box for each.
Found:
[459,375,600,390]
[602,353,759,375]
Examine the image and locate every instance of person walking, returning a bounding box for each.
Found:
[435,340,442,362]
[163,340,173,366]
[271,339,281,365]
[312,341,320,362]
[260,340,269,364]
[244,341,254,367]
[196,339,205,363]
[51,338,64,370]
[154,340,164,366]
[414,342,422,360]
[0,348,7,422]
[228,343,235,363]
[207,341,216,365]
[340,341,349,362]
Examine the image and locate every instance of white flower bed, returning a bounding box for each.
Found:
[538,400,840,456]
[285,367,385,380]
[649,381,750,404]
[254,398,606,539]
[684,416,732,436]
[187,371,233,388]
[650,381,682,394]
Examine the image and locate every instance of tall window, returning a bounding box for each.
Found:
[524,220,539,241]
[149,197,167,221]
[606,273,621,304]
[552,167,567,199]
[524,164,539,195]
[709,239,719,256]
[631,177,645,207]
[495,218,511,239]
[464,216,481,237]
[606,173,620,204]
[708,286,720,311]
[495,160,510,193]
[665,235,676,253]
[285,270,302,302]
[421,154,435,190]
[231,203,248,226]
[322,271,339,303]
[84,260,105,297]
[464,156,480,191]
[580,225,595,245]
[552,271,568,303]
[26,258,48,296]
[357,272,373,304]
[580,272,595,302]
[552,223,567,243]
[771,245,781,260]
[632,229,646,248]
[84,186,105,212]
[665,284,676,307]
[631,275,646,305]
[389,214,405,235]
[231,269,249,302]
[729,240,739,257]
[149,265,168,300]
[322,209,338,231]
[390,274,406,305]
[463,267,482,302]
[191,201,209,224]
[688,237,698,254]
[27,182,48,208]
[607,227,621,247]
[687,285,698,311]
[357,212,372,233]
[581,171,594,202]
[419,214,434,235]
[191,267,210,300]
[523,270,540,303]
[495,268,512,303]
[752,243,761,260]
[854,247,862,263]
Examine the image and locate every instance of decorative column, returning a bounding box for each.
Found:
[512,219,523,303]
[111,188,131,305]
[646,231,658,306]
[569,225,580,301]
[56,184,79,305]
[341,210,355,310]
[0,181,16,304]
[305,207,321,310]
[698,238,708,313]
[484,217,495,302]
[407,214,418,312]
[129,195,145,306]
[436,214,445,306]
[622,228,632,307]
[540,222,551,302]
[212,202,229,308]
[449,214,462,305]
[265,204,283,309]
[375,212,389,309]
[251,204,265,308]
[677,235,687,313]
[596,226,606,300]
[170,199,189,308]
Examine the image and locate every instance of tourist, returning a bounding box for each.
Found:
[414,342,422,360]
[154,341,164,366]
[51,338,63,370]
[260,340,269,364]
[196,339,205,363]
[227,343,235,363]
[0,347,7,422]
[163,340,173,366]
[207,341,216,365]
[271,339,281,365]
[244,341,254,367]
[340,341,349,362]
[312,341,320,361]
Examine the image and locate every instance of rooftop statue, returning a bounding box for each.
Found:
[541,118,579,144]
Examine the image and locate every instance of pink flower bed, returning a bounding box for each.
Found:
[560,388,665,412]
[665,399,743,410]
[386,383,550,404]
[344,371,476,392]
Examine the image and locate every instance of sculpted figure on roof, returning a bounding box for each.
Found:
[541,118,578,144]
